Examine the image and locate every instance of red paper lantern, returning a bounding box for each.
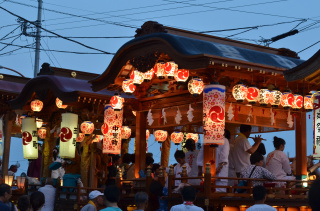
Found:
[122,79,136,93]
[31,99,43,112]
[246,86,260,104]
[232,83,247,102]
[81,121,94,135]
[37,127,46,139]
[121,126,131,139]
[188,77,204,97]
[280,90,294,109]
[292,94,303,110]
[146,129,150,140]
[164,61,178,79]
[154,130,167,143]
[143,69,154,82]
[174,69,189,82]
[130,70,143,85]
[154,61,166,79]
[76,133,85,142]
[259,88,270,106]
[171,132,184,145]
[304,94,313,111]
[56,98,68,109]
[110,95,124,111]
[269,89,282,107]
[186,133,199,143]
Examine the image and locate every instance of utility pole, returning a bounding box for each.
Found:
[34,0,42,78]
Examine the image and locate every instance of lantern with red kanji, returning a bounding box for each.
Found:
[154,61,166,79]
[81,121,94,135]
[154,130,167,143]
[186,133,199,143]
[164,61,178,79]
[76,133,85,142]
[146,129,150,140]
[60,113,78,158]
[292,94,303,110]
[37,127,46,140]
[122,79,136,93]
[269,89,282,107]
[304,94,313,111]
[121,126,131,139]
[143,69,154,82]
[232,83,247,103]
[110,95,124,111]
[31,99,43,112]
[21,117,38,159]
[174,69,189,82]
[259,88,270,106]
[171,132,184,145]
[56,98,68,109]
[246,86,260,104]
[130,70,144,85]
[188,77,204,97]
[280,90,294,109]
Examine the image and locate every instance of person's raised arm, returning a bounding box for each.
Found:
[246,135,262,154]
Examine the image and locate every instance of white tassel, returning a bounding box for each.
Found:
[175,107,182,124]
[287,110,294,128]
[227,103,234,121]
[147,109,154,126]
[161,108,167,125]
[270,108,275,126]
[187,104,194,122]
[246,108,253,122]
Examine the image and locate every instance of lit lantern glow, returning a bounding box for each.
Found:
[154,61,166,79]
[80,121,94,135]
[164,61,178,79]
[101,123,108,135]
[121,126,131,139]
[269,89,282,107]
[280,90,294,109]
[37,127,46,139]
[203,84,225,145]
[171,132,184,145]
[292,94,303,110]
[56,98,68,109]
[130,70,144,85]
[146,129,150,140]
[186,133,199,143]
[92,135,101,143]
[132,111,136,116]
[188,77,204,97]
[246,86,260,104]
[31,99,43,112]
[21,117,38,159]
[232,83,247,102]
[122,79,136,93]
[60,113,78,158]
[36,118,43,128]
[154,130,168,143]
[313,91,320,159]
[76,133,85,142]
[174,69,189,82]
[259,88,270,106]
[110,95,124,111]
[143,69,154,82]
[304,94,313,111]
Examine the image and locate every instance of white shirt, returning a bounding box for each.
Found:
[51,158,65,179]
[185,151,200,185]
[233,133,252,173]
[246,204,277,211]
[38,185,56,211]
[170,203,204,211]
[173,163,191,186]
[266,150,292,180]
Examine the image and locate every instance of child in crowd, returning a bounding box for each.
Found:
[172,150,191,187]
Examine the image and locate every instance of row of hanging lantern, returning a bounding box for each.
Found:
[153,130,199,145]
[30,98,68,112]
[232,82,313,111]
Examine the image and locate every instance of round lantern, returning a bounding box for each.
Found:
[259,88,270,106]
[121,126,131,139]
[37,127,46,140]
[122,79,136,93]
[81,121,94,135]
[31,99,43,112]
[76,133,85,142]
[292,94,303,110]
[186,133,199,143]
[174,69,189,83]
[21,117,38,159]
[36,118,43,129]
[92,135,101,143]
[56,98,68,109]
[146,129,150,140]
[154,61,166,79]
[130,70,144,85]
[143,69,154,82]
[280,90,294,109]
[188,77,204,97]
[246,86,260,104]
[269,89,282,107]
[164,61,178,79]
[171,132,184,145]
[110,95,124,111]
[232,83,247,102]
[304,94,313,111]
[154,130,168,143]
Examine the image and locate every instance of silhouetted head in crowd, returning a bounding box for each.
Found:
[149,181,163,197]
[135,192,148,210]
[122,153,132,164]
[0,184,12,203]
[146,156,154,167]
[152,163,161,176]
[250,152,264,166]
[309,179,320,210]
[9,165,17,173]
[113,155,121,166]
[174,150,186,165]
[104,185,120,206]
[252,185,267,203]
[185,139,195,152]
[256,142,266,155]
[224,129,231,140]
[30,191,45,211]
[239,124,252,138]
[17,195,31,211]
[273,136,286,151]
[181,186,197,202]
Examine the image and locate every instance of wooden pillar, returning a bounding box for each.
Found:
[135,111,146,178]
[295,112,307,179]
[161,136,171,167]
[2,113,13,177]
[41,126,55,178]
[81,136,91,187]
[121,139,130,160]
[89,143,97,188]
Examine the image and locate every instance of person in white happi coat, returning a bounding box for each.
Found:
[197,129,230,192]
[51,148,65,179]
[185,139,201,185]
[166,150,191,187]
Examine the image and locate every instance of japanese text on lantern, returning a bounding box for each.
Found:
[203,84,225,145]
[313,94,320,159]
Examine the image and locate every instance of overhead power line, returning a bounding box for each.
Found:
[39,35,134,39]
[298,40,320,53]
[0,6,115,55]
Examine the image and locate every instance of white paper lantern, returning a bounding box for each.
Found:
[143,69,154,82]
[80,121,94,135]
[259,88,270,106]
[154,61,166,79]
[171,132,184,145]
[31,99,43,112]
[121,126,131,139]
[280,90,294,109]
[130,70,144,85]
[188,77,204,97]
[37,127,46,140]
[232,83,247,102]
[110,95,124,111]
[174,69,189,82]
[203,84,225,145]
[60,113,78,158]
[270,89,282,107]
[292,94,303,110]
[186,133,199,143]
[56,98,68,109]
[154,130,168,143]
[122,79,136,93]
[21,117,38,159]
[313,92,320,159]
[304,94,313,111]
[246,86,260,104]
[164,61,178,79]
